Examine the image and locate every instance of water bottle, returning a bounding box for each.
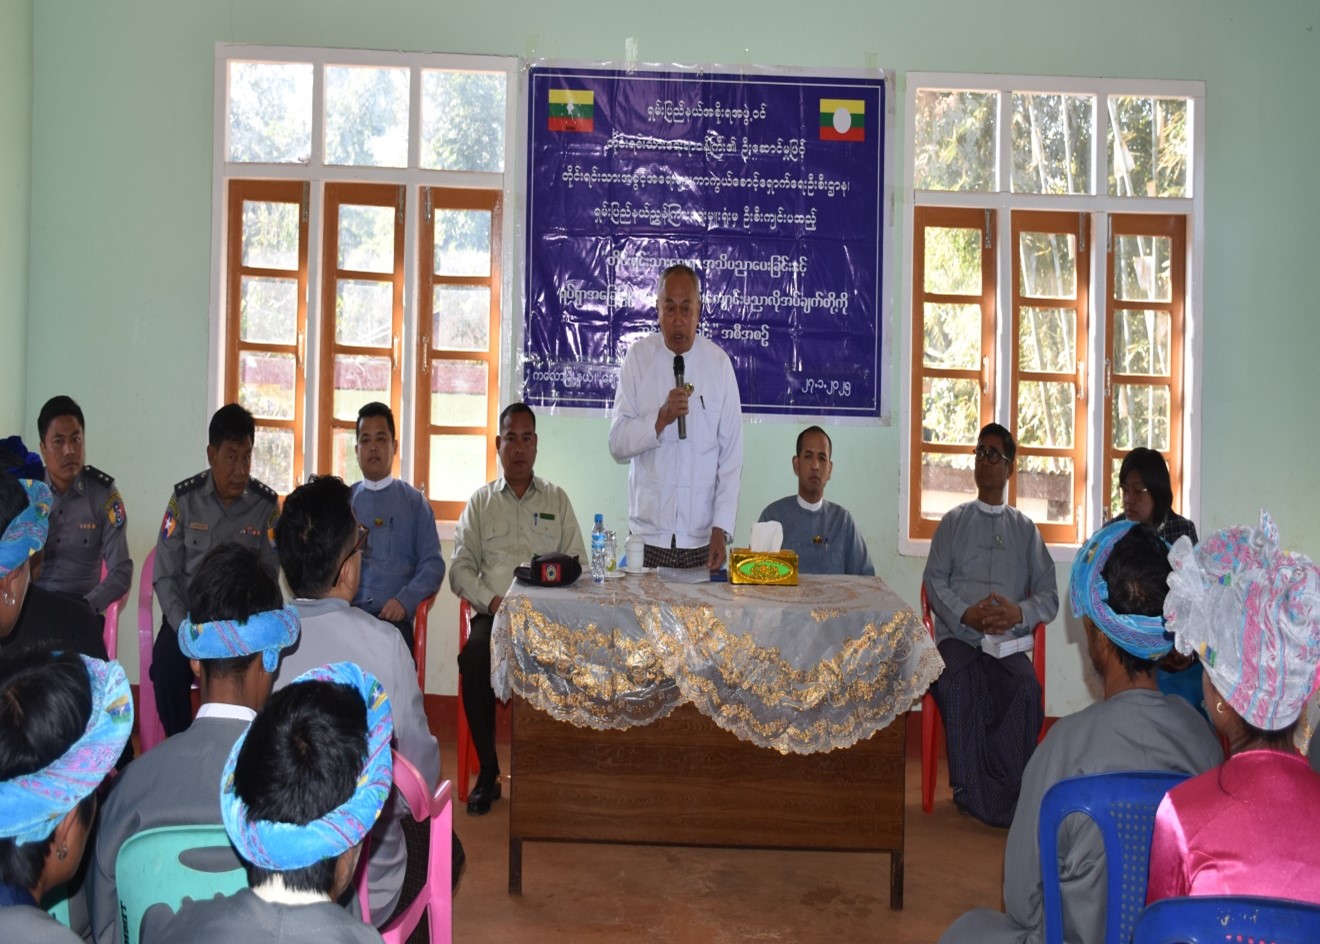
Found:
[591,514,607,584]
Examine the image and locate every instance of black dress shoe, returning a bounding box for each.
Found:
[466,778,503,816]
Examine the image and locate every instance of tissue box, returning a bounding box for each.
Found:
[729,548,799,586]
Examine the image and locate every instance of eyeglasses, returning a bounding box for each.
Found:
[1118,484,1150,499]
[333,524,370,587]
[974,446,1009,465]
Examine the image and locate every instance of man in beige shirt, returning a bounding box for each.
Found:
[450,402,586,814]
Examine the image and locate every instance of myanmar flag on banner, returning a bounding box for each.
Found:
[549,89,595,132]
[819,98,865,142]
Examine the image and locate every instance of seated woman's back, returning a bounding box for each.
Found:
[1148,748,1320,903]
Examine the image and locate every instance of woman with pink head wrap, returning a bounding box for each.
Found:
[1146,511,1320,904]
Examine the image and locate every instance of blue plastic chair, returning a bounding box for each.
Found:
[1038,770,1190,944]
[1133,895,1320,943]
[115,823,245,944]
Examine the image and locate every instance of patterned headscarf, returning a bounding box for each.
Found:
[0,479,52,579]
[221,662,393,871]
[1164,511,1320,731]
[1070,518,1172,660]
[178,606,301,673]
[0,655,134,844]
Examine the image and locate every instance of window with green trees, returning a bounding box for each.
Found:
[215,46,513,514]
[905,75,1202,547]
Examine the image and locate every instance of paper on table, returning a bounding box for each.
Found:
[657,566,710,584]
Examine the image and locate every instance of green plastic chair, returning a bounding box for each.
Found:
[41,885,71,927]
[114,823,245,944]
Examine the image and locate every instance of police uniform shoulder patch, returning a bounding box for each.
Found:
[105,488,127,529]
[83,465,115,488]
[174,471,209,496]
[161,496,180,541]
[248,478,278,504]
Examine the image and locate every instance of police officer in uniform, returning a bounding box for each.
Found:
[151,403,279,736]
[34,396,133,614]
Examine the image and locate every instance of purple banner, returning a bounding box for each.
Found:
[524,65,886,416]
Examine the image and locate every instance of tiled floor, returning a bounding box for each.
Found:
[439,712,1008,943]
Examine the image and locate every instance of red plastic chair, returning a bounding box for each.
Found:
[919,583,1047,814]
[136,549,167,753]
[412,594,436,694]
[356,753,453,944]
[100,560,128,661]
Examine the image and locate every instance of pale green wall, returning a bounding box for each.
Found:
[1,0,32,431]
[22,1,1320,711]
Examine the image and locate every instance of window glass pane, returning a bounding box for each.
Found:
[1016,456,1074,524]
[333,355,391,421]
[923,303,981,370]
[921,378,981,445]
[428,434,487,502]
[332,428,364,486]
[1109,457,1125,522]
[919,452,976,521]
[1108,96,1190,198]
[1019,232,1076,299]
[420,70,507,173]
[429,360,487,426]
[1017,382,1075,448]
[1018,307,1075,373]
[241,201,299,269]
[1114,234,1173,302]
[924,227,982,295]
[338,205,396,273]
[336,280,393,346]
[433,287,491,352]
[324,65,409,167]
[240,277,297,345]
[1011,93,1093,195]
[252,427,294,496]
[238,352,296,420]
[227,61,312,163]
[914,90,997,192]
[434,209,491,277]
[1112,309,1171,376]
[1112,384,1170,451]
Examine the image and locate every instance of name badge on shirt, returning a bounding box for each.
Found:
[189,522,209,532]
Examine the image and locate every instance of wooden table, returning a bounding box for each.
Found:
[508,698,909,908]
[493,573,941,910]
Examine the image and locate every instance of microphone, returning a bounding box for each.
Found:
[673,354,686,440]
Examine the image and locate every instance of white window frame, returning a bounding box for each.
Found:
[898,72,1206,559]
[206,43,519,526]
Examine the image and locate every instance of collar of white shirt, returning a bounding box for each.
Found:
[252,874,332,906]
[796,496,824,513]
[359,475,395,492]
[195,702,258,723]
[974,498,1008,516]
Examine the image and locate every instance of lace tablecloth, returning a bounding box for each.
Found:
[492,572,944,755]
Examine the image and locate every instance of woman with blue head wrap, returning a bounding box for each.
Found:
[0,649,133,943]
[0,472,52,642]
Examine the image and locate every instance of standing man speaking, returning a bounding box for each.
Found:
[609,264,743,570]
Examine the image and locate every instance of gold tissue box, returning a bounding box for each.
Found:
[729,548,799,585]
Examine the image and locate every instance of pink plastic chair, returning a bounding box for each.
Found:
[100,560,128,660]
[136,549,166,753]
[919,583,1047,814]
[356,752,453,944]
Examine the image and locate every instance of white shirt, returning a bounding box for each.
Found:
[608,332,744,548]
